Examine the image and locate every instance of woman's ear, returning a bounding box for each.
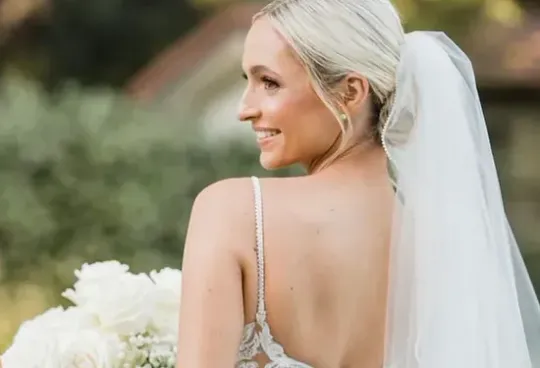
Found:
[338,73,370,115]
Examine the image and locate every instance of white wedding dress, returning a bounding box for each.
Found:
[236,176,312,368]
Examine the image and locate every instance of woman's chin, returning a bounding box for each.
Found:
[259,152,290,171]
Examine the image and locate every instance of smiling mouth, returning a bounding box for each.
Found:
[255,129,281,140]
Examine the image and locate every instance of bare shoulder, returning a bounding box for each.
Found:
[193,177,255,215]
[252,175,306,195]
[186,176,302,258]
[192,176,299,217]
[185,177,258,258]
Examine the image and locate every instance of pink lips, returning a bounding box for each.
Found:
[253,128,281,149]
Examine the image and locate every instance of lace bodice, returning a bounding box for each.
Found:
[236,177,313,368]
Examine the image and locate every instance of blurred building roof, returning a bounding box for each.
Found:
[462,11,540,88]
[126,2,540,103]
[125,2,261,103]
[0,0,48,44]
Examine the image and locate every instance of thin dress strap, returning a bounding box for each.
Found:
[250,176,267,323]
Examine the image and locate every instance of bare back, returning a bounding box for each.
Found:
[240,161,394,367]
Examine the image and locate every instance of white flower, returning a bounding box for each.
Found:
[150,268,182,298]
[1,307,93,368]
[78,272,156,335]
[119,333,177,368]
[58,329,121,368]
[2,332,60,368]
[62,261,155,335]
[52,306,98,330]
[2,262,181,368]
[62,261,130,307]
[76,261,130,280]
[149,268,182,335]
[11,306,94,343]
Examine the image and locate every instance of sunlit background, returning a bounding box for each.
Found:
[0,0,539,350]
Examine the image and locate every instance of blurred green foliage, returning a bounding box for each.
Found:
[0,73,296,292]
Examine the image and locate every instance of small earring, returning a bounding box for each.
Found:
[339,113,347,122]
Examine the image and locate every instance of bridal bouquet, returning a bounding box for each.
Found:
[1,261,182,368]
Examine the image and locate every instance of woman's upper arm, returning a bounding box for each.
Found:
[176,178,254,368]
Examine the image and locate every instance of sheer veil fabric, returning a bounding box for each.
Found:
[382,31,540,368]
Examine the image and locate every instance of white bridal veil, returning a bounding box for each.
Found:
[382,31,540,368]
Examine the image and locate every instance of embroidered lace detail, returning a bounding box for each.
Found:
[236,318,312,368]
[236,177,312,368]
[238,321,261,362]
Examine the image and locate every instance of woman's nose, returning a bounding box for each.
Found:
[237,105,260,123]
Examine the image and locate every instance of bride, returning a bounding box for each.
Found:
[176,0,540,367]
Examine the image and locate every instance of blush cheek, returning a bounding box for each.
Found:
[261,97,291,138]
[263,96,295,129]
[258,89,332,167]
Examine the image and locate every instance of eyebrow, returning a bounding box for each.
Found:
[241,65,278,79]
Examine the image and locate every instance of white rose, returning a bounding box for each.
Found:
[58,330,121,368]
[80,272,156,335]
[2,331,60,368]
[43,306,97,330]
[62,261,130,307]
[149,268,182,336]
[1,307,93,368]
[11,306,94,343]
[75,261,130,280]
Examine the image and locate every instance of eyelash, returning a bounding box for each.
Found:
[261,76,279,90]
[242,73,280,91]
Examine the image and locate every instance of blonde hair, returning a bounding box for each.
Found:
[255,0,405,157]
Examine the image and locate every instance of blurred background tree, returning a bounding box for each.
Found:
[0,0,525,89]
[0,0,203,88]
[0,73,298,347]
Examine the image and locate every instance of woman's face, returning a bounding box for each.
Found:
[238,16,342,170]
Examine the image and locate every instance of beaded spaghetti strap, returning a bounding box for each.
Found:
[236,177,314,367]
[250,176,267,323]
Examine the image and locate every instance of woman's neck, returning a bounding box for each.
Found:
[306,138,387,176]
